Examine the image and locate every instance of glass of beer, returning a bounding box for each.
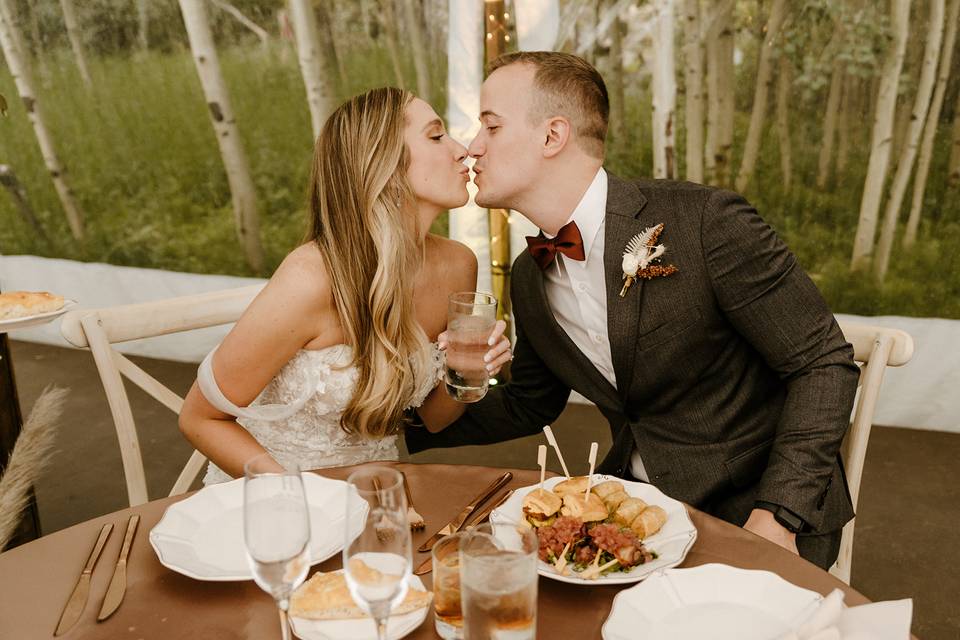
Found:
[445,292,498,403]
[432,532,469,640]
[460,521,538,640]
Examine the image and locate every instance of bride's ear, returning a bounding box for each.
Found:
[542,116,571,158]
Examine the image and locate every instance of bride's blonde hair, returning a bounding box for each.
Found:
[307,87,433,439]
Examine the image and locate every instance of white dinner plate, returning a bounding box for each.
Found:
[602,564,824,640]
[290,573,431,640]
[489,474,697,585]
[0,299,76,333]
[150,473,367,581]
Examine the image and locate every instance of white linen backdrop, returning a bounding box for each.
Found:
[2,254,957,434]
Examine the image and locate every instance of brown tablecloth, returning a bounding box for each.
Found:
[0,463,908,639]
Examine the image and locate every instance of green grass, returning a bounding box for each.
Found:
[1,45,959,318]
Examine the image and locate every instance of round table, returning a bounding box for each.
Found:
[0,462,900,639]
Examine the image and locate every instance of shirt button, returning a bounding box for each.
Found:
[592,333,603,343]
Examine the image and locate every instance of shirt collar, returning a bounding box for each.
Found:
[544,168,607,261]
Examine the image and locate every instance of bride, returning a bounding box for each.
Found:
[178,88,511,484]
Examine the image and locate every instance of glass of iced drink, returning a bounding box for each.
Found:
[444,292,498,403]
[459,521,538,640]
[432,531,471,639]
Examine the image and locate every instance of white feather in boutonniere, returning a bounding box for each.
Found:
[620,223,679,297]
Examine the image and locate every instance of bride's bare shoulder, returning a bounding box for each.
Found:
[425,234,477,271]
[266,243,331,307]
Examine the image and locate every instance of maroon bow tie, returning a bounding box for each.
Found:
[525,221,586,270]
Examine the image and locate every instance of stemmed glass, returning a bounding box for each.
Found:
[243,453,311,640]
[343,466,413,640]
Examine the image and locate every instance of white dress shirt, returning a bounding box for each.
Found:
[543,169,649,481]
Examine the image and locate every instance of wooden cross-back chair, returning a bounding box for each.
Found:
[831,320,914,584]
[59,285,264,506]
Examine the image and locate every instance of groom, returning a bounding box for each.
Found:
[408,52,859,569]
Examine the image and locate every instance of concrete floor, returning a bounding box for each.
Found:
[6,340,959,639]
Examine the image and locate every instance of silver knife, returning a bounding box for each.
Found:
[97,515,140,622]
[55,522,114,636]
[414,489,514,576]
[417,471,512,553]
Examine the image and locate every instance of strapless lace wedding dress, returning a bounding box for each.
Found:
[198,342,443,485]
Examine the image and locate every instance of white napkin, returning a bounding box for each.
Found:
[776,589,913,640]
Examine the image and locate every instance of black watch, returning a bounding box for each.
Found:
[755,501,805,534]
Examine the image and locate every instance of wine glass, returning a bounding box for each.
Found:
[243,453,311,640]
[343,466,412,640]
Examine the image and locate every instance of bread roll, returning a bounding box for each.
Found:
[590,480,624,500]
[613,497,648,528]
[553,476,590,497]
[630,505,667,539]
[559,492,607,522]
[602,489,630,513]
[0,291,64,320]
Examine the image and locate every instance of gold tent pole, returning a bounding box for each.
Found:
[484,0,512,382]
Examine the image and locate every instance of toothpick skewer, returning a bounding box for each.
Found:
[542,426,571,478]
[585,442,598,496]
[537,444,547,491]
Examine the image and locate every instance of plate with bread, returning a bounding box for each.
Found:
[490,474,697,585]
[0,291,75,332]
[289,565,431,640]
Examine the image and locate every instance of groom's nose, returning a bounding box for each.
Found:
[467,134,484,158]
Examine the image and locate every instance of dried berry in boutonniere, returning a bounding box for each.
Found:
[620,223,679,297]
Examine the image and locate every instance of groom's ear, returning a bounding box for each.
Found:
[542,116,571,158]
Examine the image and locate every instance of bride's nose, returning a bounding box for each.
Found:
[452,141,468,162]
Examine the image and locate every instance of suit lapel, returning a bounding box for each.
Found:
[604,175,649,400]
[516,252,621,409]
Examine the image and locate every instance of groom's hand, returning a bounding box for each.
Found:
[437,319,513,376]
[743,508,799,555]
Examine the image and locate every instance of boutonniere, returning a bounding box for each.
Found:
[620,223,679,297]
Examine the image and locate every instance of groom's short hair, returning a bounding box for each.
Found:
[488,51,609,159]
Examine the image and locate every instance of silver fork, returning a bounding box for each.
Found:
[400,470,425,531]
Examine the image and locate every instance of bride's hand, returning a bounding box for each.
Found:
[484,320,512,376]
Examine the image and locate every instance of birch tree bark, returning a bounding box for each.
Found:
[905,0,960,246]
[705,0,734,185]
[850,0,911,272]
[683,0,704,183]
[837,72,853,173]
[817,20,846,189]
[402,0,431,101]
[735,0,787,193]
[949,87,960,186]
[0,0,85,240]
[58,0,92,88]
[607,1,626,144]
[289,0,336,140]
[874,0,945,282]
[178,0,264,272]
[776,56,793,191]
[651,0,676,179]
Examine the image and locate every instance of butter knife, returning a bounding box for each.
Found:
[54,522,114,636]
[414,489,514,575]
[417,471,512,553]
[97,515,140,621]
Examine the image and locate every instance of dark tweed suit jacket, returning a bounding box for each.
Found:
[407,174,860,538]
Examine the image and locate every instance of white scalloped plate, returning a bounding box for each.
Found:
[290,573,430,640]
[0,299,76,332]
[150,473,367,581]
[602,564,824,640]
[489,474,697,585]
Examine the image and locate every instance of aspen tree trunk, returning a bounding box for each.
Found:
[817,21,846,189]
[608,1,626,144]
[289,0,336,140]
[735,0,787,193]
[705,0,734,185]
[683,0,704,183]
[850,0,911,272]
[651,0,676,179]
[402,0,431,101]
[949,87,960,186]
[776,56,793,191]
[874,0,945,282]
[0,0,85,240]
[178,0,264,272]
[837,72,853,174]
[58,0,91,87]
[905,0,960,246]
[380,0,405,89]
[138,0,149,50]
